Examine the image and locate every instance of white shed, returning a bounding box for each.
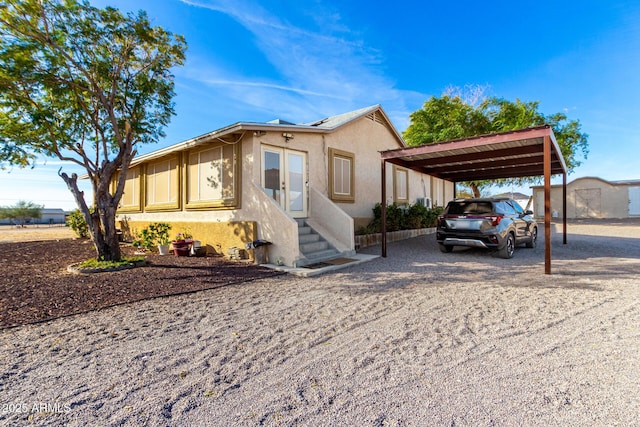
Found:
[531,177,640,219]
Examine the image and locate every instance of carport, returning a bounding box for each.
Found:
[380,125,567,274]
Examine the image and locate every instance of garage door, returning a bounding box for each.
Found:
[575,188,601,218]
[630,187,640,216]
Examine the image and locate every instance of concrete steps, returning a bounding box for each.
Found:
[295,218,340,267]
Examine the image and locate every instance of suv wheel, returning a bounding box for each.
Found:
[439,244,453,253]
[498,233,515,259]
[526,227,537,248]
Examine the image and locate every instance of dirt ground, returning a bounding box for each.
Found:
[0,224,75,243]
[0,238,283,329]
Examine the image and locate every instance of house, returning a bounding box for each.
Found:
[116,105,454,267]
[531,176,640,219]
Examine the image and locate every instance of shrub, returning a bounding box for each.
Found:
[361,203,443,234]
[406,202,429,229]
[133,222,171,251]
[425,205,444,227]
[66,209,89,238]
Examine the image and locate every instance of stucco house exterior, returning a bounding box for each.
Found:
[116,105,453,267]
[531,176,640,219]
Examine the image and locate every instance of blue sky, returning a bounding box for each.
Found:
[2,0,639,210]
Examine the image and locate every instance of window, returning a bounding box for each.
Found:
[509,200,524,214]
[145,156,180,210]
[117,167,141,212]
[328,148,355,202]
[394,166,409,203]
[186,143,237,208]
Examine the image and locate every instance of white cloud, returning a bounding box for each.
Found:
[178,0,424,129]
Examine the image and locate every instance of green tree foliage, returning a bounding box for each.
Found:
[0,200,43,226]
[403,89,589,197]
[0,0,186,260]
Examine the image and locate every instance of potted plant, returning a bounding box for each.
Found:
[148,223,172,255]
[135,223,172,255]
[172,230,193,256]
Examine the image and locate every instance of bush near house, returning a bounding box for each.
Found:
[357,203,444,235]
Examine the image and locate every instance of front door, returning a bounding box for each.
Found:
[261,146,307,218]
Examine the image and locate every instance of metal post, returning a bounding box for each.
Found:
[543,135,552,274]
[563,172,567,245]
[381,159,387,258]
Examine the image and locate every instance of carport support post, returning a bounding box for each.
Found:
[544,135,552,274]
[563,172,567,245]
[381,159,387,258]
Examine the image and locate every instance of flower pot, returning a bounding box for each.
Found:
[171,240,192,256]
[174,247,190,256]
[158,244,170,255]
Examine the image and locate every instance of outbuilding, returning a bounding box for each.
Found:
[531,177,640,219]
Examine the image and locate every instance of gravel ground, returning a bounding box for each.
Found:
[1,220,639,426]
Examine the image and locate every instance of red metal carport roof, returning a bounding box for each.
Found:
[379,125,568,274]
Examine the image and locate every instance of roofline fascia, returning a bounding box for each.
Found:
[132,105,406,166]
[128,122,332,167]
[307,104,405,148]
[87,104,406,176]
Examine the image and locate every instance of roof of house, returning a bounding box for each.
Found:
[129,105,404,167]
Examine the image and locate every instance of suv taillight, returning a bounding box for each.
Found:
[489,215,504,226]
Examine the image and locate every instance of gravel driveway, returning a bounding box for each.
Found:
[1,220,639,426]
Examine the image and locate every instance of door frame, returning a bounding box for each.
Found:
[261,145,308,218]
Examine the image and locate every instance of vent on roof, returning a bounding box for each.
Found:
[267,119,295,125]
[366,111,384,125]
[310,118,328,127]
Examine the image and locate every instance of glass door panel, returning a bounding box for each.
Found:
[286,152,306,216]
[262,148,283,208]
[261,146,307,217]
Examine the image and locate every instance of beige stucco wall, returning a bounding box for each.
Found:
[119,219,257,259]
[532,177,632,219]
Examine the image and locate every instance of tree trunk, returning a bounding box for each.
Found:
[94,195,122,261]
[59,170,122,261]
[469,182,481,198]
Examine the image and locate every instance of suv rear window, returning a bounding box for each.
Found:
[446,201,493,215]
